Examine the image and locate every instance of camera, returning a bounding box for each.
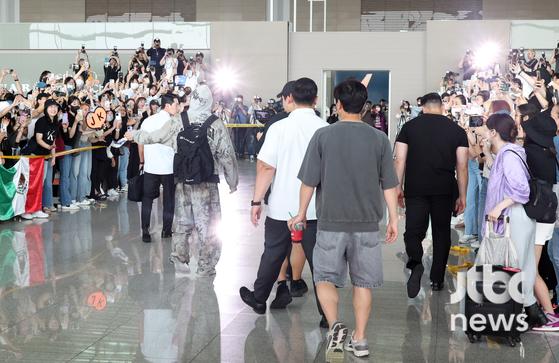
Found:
[112,46,118,57]
[81,44,86,53]
[69,63,80,71]
[117,71,123,81]
[141,42,144,50]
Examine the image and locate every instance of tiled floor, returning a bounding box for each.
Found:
[0,160,558,362]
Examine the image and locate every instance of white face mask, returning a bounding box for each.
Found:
[107,114,114,122]
[131,83,139,90]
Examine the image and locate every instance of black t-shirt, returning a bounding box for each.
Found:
[103,65,121,85]
[256,111,288,153]
[396,113,468,197]
[33,115,59,155]
[146,47,166,68]
[177,60,186,76]
[60,113,77,146]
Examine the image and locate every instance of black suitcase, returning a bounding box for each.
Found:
[464,265,525,347]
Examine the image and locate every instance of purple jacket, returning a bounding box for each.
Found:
[484,143,531,235]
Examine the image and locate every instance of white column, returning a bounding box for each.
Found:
[309,0,313,32]
[293,0,297,32]
[323,0,327,32]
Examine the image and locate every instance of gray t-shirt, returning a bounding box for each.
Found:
[298,121,399,232]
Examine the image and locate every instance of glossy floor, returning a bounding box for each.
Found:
[0,161,558,362]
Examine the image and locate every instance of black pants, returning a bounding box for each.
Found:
[141,173,176,233]
[91,155,109,197]
[404,195,454,284]
[253,217,324,317]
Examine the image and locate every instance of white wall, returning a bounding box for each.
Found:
[210,21,289,103]
[289,31,426,140]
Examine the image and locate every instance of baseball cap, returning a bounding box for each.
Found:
[277,81,296,99]
[44,98,60,110]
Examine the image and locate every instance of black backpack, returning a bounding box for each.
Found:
[174,115,219,185]
[508,150,558,223]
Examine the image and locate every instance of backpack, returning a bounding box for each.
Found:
[507,150,558,223]
[174,115,219,185]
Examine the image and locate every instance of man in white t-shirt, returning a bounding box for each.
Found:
[140,93,180,243]
[240,78,328,327]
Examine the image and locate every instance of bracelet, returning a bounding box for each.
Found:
[251,200,262,206]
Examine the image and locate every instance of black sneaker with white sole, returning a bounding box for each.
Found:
[344,332,370,358]
[325,321,348,363]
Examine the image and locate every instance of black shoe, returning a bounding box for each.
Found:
[319,315,329,329]
[525,303,548,327]
[240,287,266,314]
[142,230,151,243]
[161,230,172,238]
[290,279,309,297]
[270,281,292,309]
[407,264,424,298]
[430,281,444,291]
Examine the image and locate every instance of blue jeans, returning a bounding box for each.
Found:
[75,141,92,202]
[478,176,488,238]
[42,159,53,209]
[464,159,481,236]
[118,146,129,188]
[59,145,73,206]
[548,228,559,299]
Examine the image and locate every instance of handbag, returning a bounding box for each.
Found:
[127,170,144,202]
[507,150,558,223]
[475,216,519,269]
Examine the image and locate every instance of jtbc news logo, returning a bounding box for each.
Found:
[450,265,529,332]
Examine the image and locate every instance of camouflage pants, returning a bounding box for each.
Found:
[172,182,222,275]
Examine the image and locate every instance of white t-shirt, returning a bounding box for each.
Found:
[258,108,328,221]
[140,110,175,175]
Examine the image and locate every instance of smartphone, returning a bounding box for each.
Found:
[110,79,115,85]
[536,70,542,81]
[19,115,26,124]
[0,123,6,133]
[469,116,484,128]
[62,113,69,125]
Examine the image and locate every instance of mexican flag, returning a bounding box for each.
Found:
[0,158,44,221]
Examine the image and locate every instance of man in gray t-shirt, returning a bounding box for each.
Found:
[289,80,399,361]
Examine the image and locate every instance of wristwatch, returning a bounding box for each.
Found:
[251,200,262,206]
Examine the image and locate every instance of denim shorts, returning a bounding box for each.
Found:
[313,229,383,289]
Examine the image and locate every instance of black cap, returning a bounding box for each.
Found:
[149,99,160,106]
[277,81,296,99]
[44,98,60,111]
[523,109,557,148]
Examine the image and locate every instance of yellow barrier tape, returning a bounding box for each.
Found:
[225,124,264,128]
[0,145,105,160]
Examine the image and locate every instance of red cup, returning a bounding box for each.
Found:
[291,224,304,243]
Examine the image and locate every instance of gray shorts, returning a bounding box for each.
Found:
[313,229,383,289]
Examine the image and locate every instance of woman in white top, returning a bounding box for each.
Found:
[160,48,178,82]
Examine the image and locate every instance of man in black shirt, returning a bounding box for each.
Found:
[394,93,469,298]
[146,38,166,80]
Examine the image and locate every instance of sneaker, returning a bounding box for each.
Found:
[107,189,119,197]
[249,155,255,162]
[239,287,266,314]
[532,317,559,332]
[270,281,292,309]
[325,322,348,363]
[32,211,49,219]
[458,234,477,245]
[407,264,424,298]
[470,240,481,249]
[21,213,34,220]
[61,204,80,211]
[44,207,57,213]
[76,200,91,207]
[344,332,370,358]
[169,255,190,275]
[290,279,309,297]
[119,186,128,193]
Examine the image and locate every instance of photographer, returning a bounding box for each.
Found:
[195,52,209,82]
[147,38,166,80]
[176,49,188,76]
[552,43,559,74]
[327,103,338,124]
[459,49,475,82]
[103,55,121,86]
[160,48,177,82]
[231,95,254,160]
[73,46,90,84]
[522,49,539,74]
[249,96,263,124]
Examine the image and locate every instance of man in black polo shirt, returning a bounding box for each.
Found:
[146,38,166,81]
[394,93,468,298]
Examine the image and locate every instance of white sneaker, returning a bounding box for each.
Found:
[119,185,128,193]
[470,240,481,248]
[459,235,477,245]
[21,213,34,220]
[76,200,91,206]
[32,211,49,219]
[61,204,80,211]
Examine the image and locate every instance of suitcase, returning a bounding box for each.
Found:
[465,265,524,347]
